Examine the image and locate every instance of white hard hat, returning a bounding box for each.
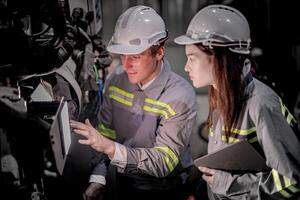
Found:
[107,5,167,55]
[174,4,251,54]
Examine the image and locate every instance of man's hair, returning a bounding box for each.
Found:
[150,30,168,56]
[150,42,165,56]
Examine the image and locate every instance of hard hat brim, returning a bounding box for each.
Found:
[174,35,201,45]
[107,44,149,55]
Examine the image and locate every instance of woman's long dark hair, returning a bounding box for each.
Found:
[196,44,249,140]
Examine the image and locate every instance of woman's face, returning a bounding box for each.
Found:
[184,44,215,88]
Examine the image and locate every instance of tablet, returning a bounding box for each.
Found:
[194,140,266,172]
[49,97,71,175]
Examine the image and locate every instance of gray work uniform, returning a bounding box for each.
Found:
[92,60,197,190]
[208,73,300,199]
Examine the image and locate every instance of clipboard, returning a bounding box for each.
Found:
[49,97,71,175]
[194,140,266,172]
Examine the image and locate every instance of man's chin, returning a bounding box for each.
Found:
[128,78,139,84]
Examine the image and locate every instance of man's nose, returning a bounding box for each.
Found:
[121,55,132,69]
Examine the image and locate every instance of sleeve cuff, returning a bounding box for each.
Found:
[211,170,230,194]
[110,142,127,169]
[89,175,106,185]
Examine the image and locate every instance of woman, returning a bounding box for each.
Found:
[175,4,300,200]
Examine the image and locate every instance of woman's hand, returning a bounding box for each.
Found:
[70,119,115,157]
[198,166,217,187]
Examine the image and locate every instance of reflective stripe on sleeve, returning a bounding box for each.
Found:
[144,98,176,120]
[279,98,296,125]
[145,98,176,115]
[283,174,300,194]
[272,169,294,198]
[154,146,179,172]
[97,123,116,140]
[247,136,258,143]
[143,106,168,119]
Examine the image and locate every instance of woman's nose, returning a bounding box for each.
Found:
[184,62,190,72]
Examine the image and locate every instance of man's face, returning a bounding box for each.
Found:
[120,47,164,85]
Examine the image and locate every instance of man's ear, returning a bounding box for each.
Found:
[156,46,165,60]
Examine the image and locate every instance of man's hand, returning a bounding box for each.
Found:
[83,182,104,200]
[70,119,115,157]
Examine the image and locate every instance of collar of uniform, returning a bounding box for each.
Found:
[138,74,156,90]
[143,59,171,100]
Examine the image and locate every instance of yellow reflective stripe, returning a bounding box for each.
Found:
[287,114,293,125]
[288,185,300,193]
[221,126,257,143]
[272,169,293,198]
[209,127,214,136]
[156,147,179,165]
[280,98,285,116]
[97,124,116,140]
[145,98,176,116]
[109,86,134,99]
[283,176,300,194]
[155,146,179,172]
[248,136,258,143]
[273,169,283,191]
[144,105,169,119]
[284,176,292,187]
[108,86,134,106]
[279,190,292,198]
[222,126,256,136]
[221,135,240,143]
[279,98,295,125]
[160,153,174,172]
[109,94,133,106]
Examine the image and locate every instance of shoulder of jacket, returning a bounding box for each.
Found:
[158,73,196,110]
[251,79,280,106]
[248,79,282,120]
[167,72,195,95]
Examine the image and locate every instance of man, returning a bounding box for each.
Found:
[71,5,197,200]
